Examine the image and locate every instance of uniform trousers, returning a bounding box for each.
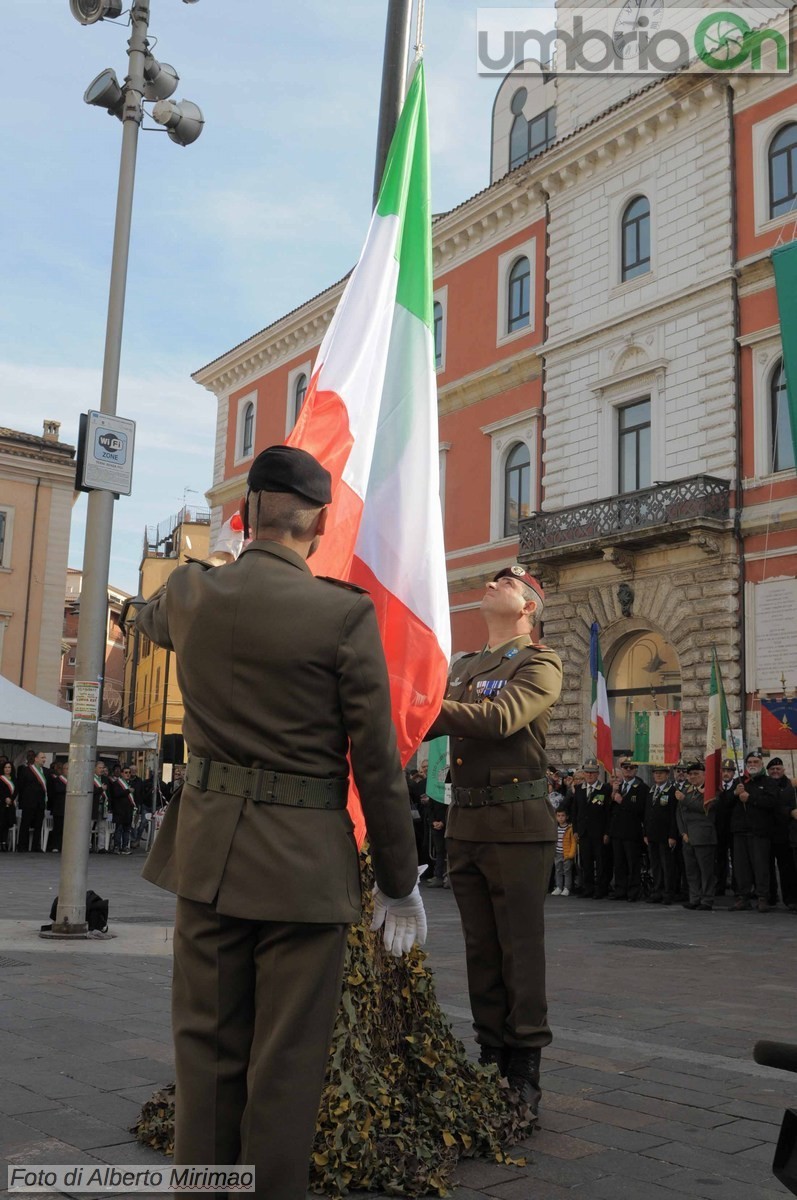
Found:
[172,896,349,1200]
[446,838,554,1050]
[733,834,771,901]
[611,838,642,900]
[648,841,675,901]
[682,842,716,905]
[578,833,611,897]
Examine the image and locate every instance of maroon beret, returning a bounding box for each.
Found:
[493,565,544,603]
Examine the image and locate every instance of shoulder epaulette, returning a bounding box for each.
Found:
[318,575,368,594]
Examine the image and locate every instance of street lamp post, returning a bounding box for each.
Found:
[50,0,203,937]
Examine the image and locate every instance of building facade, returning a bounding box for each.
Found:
[123,506,210,762]
[60,568,129,723]
[192,19,797,769]
[0,421,76,704]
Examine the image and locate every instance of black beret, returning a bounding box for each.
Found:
[767,757,784,768]
[686,760,705,772]
[247,445,332,505]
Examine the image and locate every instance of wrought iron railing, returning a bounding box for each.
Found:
[143,505,211,558]
[519,475,731,556]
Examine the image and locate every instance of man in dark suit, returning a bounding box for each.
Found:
[16,749,48,852]
[644,765,678,905]
[46,759,68,853]
[609,759,648,901]
[572,759,612,898]
[137,445,424,1200]
[428,564,562,1116]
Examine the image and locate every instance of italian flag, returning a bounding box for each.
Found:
[633,711,681,765]
[705,647,730,804]
[590,623,613,774]
[287,62,451,842]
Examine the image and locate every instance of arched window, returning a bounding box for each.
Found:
[606,631,682,762]
[433,301,444,370]
[621,196,651,281]
[769,123,797,219]
[507,257,531,333]
[509,88,529,171]
[771,358,795,472]
[241,402,254,457]
[293,373,307,423]
[503,441,531,537]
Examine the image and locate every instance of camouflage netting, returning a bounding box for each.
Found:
[134,855,533,1197]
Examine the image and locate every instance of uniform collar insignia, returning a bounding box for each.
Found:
[506,648,519,659]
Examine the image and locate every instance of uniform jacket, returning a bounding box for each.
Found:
[728,771,778,838]
[771,776,796,845]
[137,539,418,922]
[573,782,612,840]
[676,785,717,846]
[427,635,562,843]
[608,778,648,841]
[644,782,679,842]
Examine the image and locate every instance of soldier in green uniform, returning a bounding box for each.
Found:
[427,565,563,1116]
[137,445,425,1200]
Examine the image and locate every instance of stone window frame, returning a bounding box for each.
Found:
[285,360,313,435]
[233,392,257,468]
[496,238,536,347]
[0,504,14,570]
[481,408,540,543]
[594,368,665,501]
[751,334,794,480]
[752,103,797,236]
[607,176,658,299]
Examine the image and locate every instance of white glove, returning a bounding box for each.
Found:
[209,514,245,561]
[370,884,427,957]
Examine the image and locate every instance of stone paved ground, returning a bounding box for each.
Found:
[0,851,795,1198]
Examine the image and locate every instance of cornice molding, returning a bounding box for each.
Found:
[205,473,248,509]
[438,346,541,416]
[737,323,781,349]
[433,187,546,275]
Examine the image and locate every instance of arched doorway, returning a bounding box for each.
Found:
[606,630,682,761]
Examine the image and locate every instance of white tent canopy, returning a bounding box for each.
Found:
[0,675,158,751]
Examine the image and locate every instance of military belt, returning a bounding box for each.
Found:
[185,756,348,810]
[451,778,548,808]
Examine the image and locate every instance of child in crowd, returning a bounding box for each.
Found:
[552,807,577,896]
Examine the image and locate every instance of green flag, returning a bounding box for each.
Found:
[771,241,797,471]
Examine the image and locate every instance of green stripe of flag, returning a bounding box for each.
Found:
[772,241,797,471]
[375,62,433,330]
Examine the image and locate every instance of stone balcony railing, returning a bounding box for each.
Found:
[518,474,732,564]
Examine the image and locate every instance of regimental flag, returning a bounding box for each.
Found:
[633,711,681,766]
[705,647,731,804]
[761,698,797,750]
[589,623,613,774]
[425,736,449,805]
[287,62,451,844]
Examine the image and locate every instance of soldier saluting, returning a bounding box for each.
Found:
[427,564,562,1117]
[137,445,425,1200]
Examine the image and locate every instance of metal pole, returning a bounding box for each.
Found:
[372,0,414,206]
[51,0,151,936]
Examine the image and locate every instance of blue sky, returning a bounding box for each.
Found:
[0,1,515,594]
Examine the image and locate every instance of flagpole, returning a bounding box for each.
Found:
[373,0,414,205]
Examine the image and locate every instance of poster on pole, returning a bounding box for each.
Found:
[73,681,101,723]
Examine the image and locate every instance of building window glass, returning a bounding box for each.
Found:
[771,359,795,472]
[769,123,797,219]
[0,511,5,565]
[621,196,651,281]
[294,374,308,423]
[508,89,555,170]
[503,441,531,536]
[433,301,444,370]
[507,257,531,333]
[241,402,254,457]
[618,398,651,493]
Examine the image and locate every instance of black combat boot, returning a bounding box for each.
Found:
[506,1047,542,1115]
[478,1044,508,1075]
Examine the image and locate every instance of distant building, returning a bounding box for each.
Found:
[123,506,211,759]
[60,568,129,724]
[0,420,76,704]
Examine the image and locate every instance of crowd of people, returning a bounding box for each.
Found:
[408,750,797,914]
[0,752,184,855]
